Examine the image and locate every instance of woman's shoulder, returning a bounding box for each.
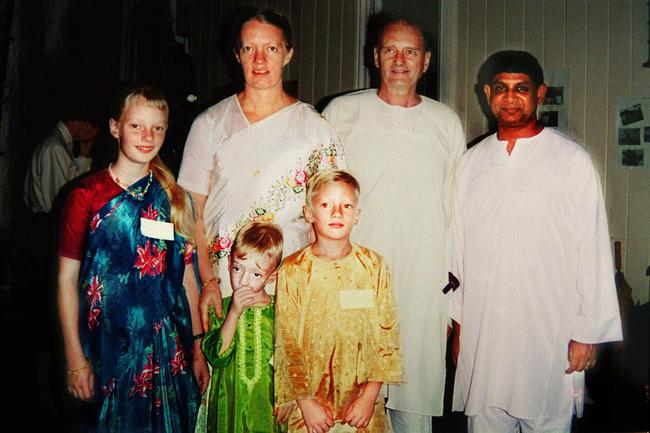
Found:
[193,95,239,127]
[286,101,338,140]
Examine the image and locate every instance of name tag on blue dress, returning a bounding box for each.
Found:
[339,290,375,309]
[140,218,174,240]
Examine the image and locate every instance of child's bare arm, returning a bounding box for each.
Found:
[340,381,382,428]
[297,399,334,433]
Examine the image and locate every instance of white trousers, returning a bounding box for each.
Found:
[468,406,572,433]
[387,408,432,433]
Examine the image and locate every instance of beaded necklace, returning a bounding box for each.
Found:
[108,163,153,200]
[236,307,263,392]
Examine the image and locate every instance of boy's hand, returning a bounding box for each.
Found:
[274,405,292,424]
[231,288,257,315]
[340,381,381,428]
[297,398,334,433]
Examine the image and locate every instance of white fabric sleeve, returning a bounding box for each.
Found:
[177,113,216,195]
[571,155,622,344]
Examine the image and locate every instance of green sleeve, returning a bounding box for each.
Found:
[201,298,236,367]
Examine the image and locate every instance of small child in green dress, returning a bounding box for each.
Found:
[201,221,289,433]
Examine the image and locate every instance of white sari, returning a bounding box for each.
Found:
[179,95,344,296]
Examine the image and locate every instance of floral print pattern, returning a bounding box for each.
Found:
[208,141,340,263]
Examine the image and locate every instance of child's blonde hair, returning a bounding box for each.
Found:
[111,85,194,242]
[231,222,284,269]
[305,169,360,207]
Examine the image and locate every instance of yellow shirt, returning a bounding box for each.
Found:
[275,244,403,432]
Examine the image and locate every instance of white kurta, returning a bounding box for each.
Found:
[323,89,466,416]
[449,128,622,419]
[178,96,344,296]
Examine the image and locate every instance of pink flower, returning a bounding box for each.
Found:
[141,204,159,221]
[86,275,102,308]
[134,241,167,277]
[89,214,101,232]
[216,236,232,252]
[88,307,101,330]
[129,353,159,398]
[170,337,188,375]
[294,170,308,185]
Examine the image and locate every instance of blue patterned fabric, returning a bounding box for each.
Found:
[77,174,200,432]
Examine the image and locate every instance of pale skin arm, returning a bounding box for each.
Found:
[183,262,210,394]
[296,398,334,433]
[340,381,383,428]
[565,340,598,373]
[57,257,94,401]
[190,191,223,326]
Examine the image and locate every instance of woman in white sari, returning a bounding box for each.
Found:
[177,8,343,325]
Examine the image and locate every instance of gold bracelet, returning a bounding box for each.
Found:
[68,361,90,375]
[201,277,219,289]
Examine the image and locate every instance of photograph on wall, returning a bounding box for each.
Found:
[617,96,650,169]
[619,128,641,146]
[539,69,569,132]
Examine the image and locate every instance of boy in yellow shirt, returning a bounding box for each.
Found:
[275,169,403,433]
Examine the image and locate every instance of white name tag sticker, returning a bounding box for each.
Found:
[339,290,375,310]
[140,218,174,240]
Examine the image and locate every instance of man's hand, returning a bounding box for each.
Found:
[297,398,334,433]
[565,340,597,374]
[199,283,223,329]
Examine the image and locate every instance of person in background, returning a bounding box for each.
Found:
[449,50,622,433]
[21,107,99,422]
[24,115,98,214]
[57,84,209,432]
[322,16,465,433]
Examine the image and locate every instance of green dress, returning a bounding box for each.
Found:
[201,296,287,433]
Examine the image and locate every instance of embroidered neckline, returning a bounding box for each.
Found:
[236,307,263,392]
[108,164,153,200]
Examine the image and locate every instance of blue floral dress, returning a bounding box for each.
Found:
[73,171,200,432]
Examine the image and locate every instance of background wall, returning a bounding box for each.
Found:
[179,0,364,110]
[444,0,650,304]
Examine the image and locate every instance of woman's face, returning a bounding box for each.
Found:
[109,96,168,168]
[237,19,293,92]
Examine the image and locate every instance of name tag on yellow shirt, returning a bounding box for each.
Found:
[140,218,174,240]
[339,290,375,309]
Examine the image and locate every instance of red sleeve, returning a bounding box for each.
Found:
[57,169,126,260]
[58,183,93,261]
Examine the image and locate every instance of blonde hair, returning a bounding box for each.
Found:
[113,85,194,241]
[305,169,360,207]
[231,222,284,270]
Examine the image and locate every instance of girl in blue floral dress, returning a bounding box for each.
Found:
[57,85,209,432]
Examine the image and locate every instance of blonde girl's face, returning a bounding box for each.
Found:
[109,96,168,167]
